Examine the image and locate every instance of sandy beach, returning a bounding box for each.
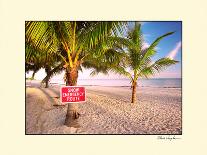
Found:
[26,80,182,134]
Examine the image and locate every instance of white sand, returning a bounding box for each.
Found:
[26,81,182,134]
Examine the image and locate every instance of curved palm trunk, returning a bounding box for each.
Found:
[45,77,49,88]
[44,67,50,88]
[31,70,37,80]
[41,75,49,88]
[131,81,137,103]
[42,63,63,88]
[64,66,80,128]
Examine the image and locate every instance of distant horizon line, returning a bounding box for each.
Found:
[50,77,182,80]
[27,77,182,81]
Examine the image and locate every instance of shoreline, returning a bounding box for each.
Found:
[26,80,182,89]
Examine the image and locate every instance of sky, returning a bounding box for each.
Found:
[26,21,182,80]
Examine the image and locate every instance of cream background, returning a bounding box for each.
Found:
[0,0,207,154]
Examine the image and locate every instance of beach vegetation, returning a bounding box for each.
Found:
[25,21,126,127]
[26,40,62,87]
[108,22,178,103]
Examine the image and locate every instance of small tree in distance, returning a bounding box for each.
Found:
[108,22,179,103]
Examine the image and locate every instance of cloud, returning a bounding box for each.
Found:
[167,41,181,59]
[142,42,160,50]
[142,42,150,49]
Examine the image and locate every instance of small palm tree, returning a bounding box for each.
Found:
[108,22,179,103]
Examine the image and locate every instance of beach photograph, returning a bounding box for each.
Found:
[25,21,182,134]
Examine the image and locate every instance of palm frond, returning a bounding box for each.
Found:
[50,22,74,51]
[128,22,142,50]
[141,31,175,62]
[139,58,178,78]
[26,21,59,54]
[110,66,132,80]
[150,31,174,50]
[80,22,126,50]
[138,32,175,73]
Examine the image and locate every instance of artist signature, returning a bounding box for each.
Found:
[157,135,181,140]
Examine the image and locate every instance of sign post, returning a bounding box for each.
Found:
[60,86,86,104]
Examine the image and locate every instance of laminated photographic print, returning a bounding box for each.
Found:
[25,21,182,135]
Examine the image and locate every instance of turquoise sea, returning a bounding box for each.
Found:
[51,78,181,88]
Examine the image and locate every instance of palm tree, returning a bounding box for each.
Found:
[106,22,179,103]
[25,21,126,127]
[26,42,42,79]
[26,40,62,87]
[26,62,40,80]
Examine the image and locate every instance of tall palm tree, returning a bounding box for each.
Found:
[106,22,179,103]
[25,21,126,127]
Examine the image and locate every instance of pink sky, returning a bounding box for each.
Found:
[26,67,181,80]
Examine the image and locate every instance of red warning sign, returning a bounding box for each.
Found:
[60,86,86,103]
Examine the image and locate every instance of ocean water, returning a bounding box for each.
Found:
[50,78,181,88]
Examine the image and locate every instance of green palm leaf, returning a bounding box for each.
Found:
[139,58,178,78]
[140,31,175,65]
[110,66,132,80]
